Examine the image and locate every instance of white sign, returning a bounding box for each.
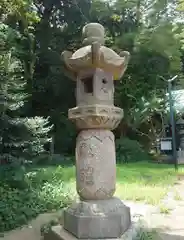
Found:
[160,140,172,150]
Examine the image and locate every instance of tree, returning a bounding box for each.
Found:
[89,0,182,149]
[30,0,91,153]
[0,22,53,190]
[0,23,52,163]
[0,0,183,157]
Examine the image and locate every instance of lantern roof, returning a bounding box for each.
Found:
[61,23,130,80]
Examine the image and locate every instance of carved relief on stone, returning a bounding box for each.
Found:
[69,106,122,129]
[75,116,122,130]
[94,187,116,199]
[76,129,116,200]
[69,105,123,119]
[79,166,94,186]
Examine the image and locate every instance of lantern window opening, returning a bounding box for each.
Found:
[102,78,107,84]
[81,76,93,94]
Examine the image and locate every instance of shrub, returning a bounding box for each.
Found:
[116,137,149,163]
[0,166,75,232]
[34,154,74,166]
[133,227,159,240]
[0,159,29,189]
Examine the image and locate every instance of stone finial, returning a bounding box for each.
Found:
[61,22,130,80]
[82,23,105,46]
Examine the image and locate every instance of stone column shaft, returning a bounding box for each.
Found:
[76,129,116,200]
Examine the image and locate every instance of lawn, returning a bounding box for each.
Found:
[116,162,179,205]
[30,161,180,205]
[0,161,182,232]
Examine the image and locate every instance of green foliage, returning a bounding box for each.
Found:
[177,0,184,11]
[133,226,160,240]
[0,161,28,189]
[0,23,52,190]
[0,165,75,232]
[159,204,171,214]
[51,114,76,154]
[0,116,52,161]
[40,218,61,236]
[116,137,149,163]
[23,117,52,158]
[90,0,183,144]
[0,185,71,232]
[33,153,74,166]
[2,0,183,158]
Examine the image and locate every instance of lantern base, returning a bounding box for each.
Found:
[44,223,133,240]
[59,197,130,239]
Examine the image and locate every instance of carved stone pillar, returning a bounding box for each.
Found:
[48,22,131,240]
[76,129,116,201]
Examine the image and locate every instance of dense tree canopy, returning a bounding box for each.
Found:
[0,0,184,158]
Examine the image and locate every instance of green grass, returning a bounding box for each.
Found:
[115,162,179,205]
[29,161,179,206]
[0,161,181,232]
[29,162,180,206]
[159,204,172,214]
[173,190,183,201]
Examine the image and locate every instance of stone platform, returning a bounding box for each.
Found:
[63,198,130,239]
[44,224,138,240]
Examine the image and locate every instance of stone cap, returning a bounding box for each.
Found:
[68,105,123,130]
[61,23,130,80]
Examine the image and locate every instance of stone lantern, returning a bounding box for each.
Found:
[176,114,184,164]
[50,23,131,240]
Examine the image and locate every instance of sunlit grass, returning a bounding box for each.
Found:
[29,162,182,206]
[2,162,181,232]
[159,204,172,214]
[173,190,183,201]
[114,162,179,204]
[115,183,168,205]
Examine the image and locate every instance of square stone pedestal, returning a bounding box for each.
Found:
[44,225,123,240]
[44,225,121,240]
[45,198,131,240]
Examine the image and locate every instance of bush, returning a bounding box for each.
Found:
[133,227,159,240]
[0,162,28,190]
[34,154,74,166]
[0,166,76,232]
[116,137,149,163]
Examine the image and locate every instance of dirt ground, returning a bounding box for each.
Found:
[0,212,61,240]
